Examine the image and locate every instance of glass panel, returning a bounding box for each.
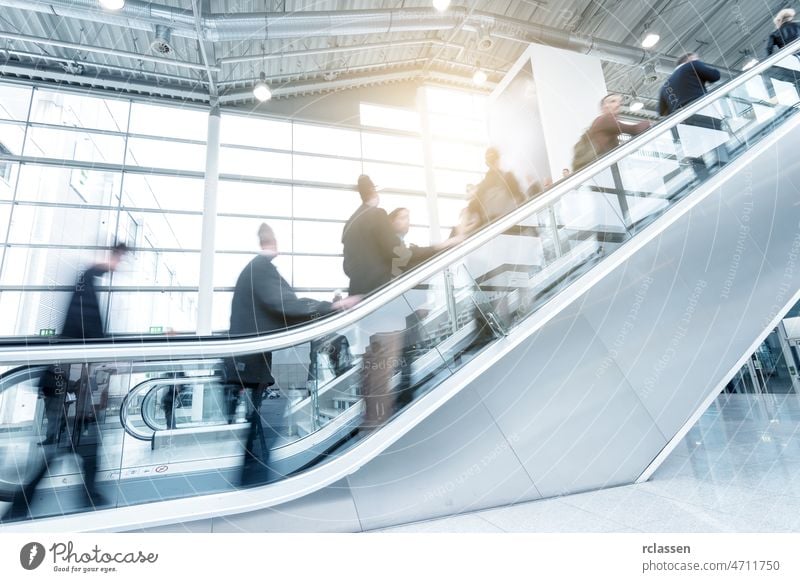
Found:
[215,216,293,252]
[293,123,361,157]
[293,186,356,221]
[30,89,129,132]
[7,204,116,246]
[292,220,344,254]
[126,137,206,172]
[16,164,121,206]
[219,147,292,180]
[0,247,104,286]
[362,161,425,191]
[361,132,423,164]
[293,154,362,185]
[0,162,19,200]
[111,251,201,288]
[123,211,204,250]
[429,113,487,142]
[0,290,103,336]
[24,126,125,165]
[217,181,292,216]
[359,103,420,132]
[0,121,26,155]
[212,290,234,331]
[426,86,488,119]
[292,256,348,290]
[220,113,292,150]
[107,291,198,333]
[0,83,32,121]
[128,102,207,141]
[121,173,204,212]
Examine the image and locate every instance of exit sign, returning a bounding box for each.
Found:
[149,326,163,334]
[39,329,56,336]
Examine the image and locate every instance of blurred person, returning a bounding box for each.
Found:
[767,8,800,57]
[471,147,525,225]
[574,94,650,171]
[659,54,728,177]
[3,243,129,520]
[343,177,458,294]
[561,168,571,179]
[658,53,721,116]
[226,223,358,485]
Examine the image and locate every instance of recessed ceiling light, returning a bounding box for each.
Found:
[99,0,125,10]
[629,101,644,112]
[641,33,660,49]
[433,0,451,11]
[253,73,272,102]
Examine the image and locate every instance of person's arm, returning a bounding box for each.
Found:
[254,261,332,324]
[694,61,721,84]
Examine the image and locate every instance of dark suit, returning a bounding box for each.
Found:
[226,253,332,485]
[658,60,721,117]
[62,265,108,340]
[227,253,333,387]
[4,266,111,519]
[342,204,403,295]
[767,22,800,56]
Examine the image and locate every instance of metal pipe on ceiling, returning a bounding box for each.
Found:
[0,0,737,77]
[0,30,218,72]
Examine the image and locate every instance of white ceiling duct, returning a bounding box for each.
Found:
[0,0,736,76]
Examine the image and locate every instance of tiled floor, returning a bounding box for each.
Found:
[374,393,800,532]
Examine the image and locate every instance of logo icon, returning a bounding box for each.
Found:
[20,542,46,570]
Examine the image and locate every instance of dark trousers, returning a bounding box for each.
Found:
[3,394,102,520]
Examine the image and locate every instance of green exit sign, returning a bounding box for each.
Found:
[149,326,163,334]
[39,328,56,336]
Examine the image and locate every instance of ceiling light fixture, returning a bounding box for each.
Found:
[433,0,451,11]
[742,58,759,71]
[629,100,644,112]
[253,72,272,102]
[98,0,125,10]
[472,65,488,87]
[641,33,660,49]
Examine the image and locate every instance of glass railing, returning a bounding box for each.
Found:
[3,38,800,523]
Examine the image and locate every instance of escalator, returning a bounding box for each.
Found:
[3,41,800,531]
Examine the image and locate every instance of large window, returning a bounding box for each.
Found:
[0,80,487,336]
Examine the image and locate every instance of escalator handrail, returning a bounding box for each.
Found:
[1,37,799,365]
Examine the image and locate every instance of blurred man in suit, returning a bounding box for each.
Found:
[226,223,358,485]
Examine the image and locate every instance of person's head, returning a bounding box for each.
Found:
[108,242,129,272]
[600,93,623,115]
[775,8,796,28]
[562,168,571,178]
[357,174,379,206]
[676,53,699,68]
[485,147,500,169]
[388,207,411,237]
[258,222,277,253]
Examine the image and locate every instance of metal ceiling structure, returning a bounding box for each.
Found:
[0,0,791,107]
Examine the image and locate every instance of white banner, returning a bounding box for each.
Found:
[1,533,798,581]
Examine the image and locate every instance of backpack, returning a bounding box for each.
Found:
[572,130,597,172]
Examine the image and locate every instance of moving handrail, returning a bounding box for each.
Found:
[0,38,799,367]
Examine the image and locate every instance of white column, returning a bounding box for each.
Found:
[417,87,441,244]
[196,103,221,335]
